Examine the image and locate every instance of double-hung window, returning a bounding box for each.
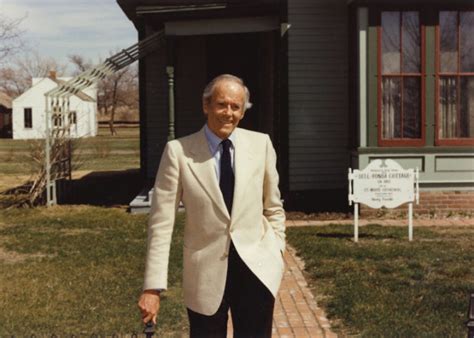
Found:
[378,11,424,146]
[52,114,62,127]
[24,108,32,128]
[69,111,77,124]
[436,11,474,145]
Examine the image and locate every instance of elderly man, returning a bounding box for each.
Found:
[138,74,286,337]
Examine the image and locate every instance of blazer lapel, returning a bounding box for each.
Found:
[232,128,254,218]
[187,128,230,220]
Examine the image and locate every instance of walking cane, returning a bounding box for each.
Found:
[144,320,155,338]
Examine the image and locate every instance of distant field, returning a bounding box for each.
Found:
[0,126,140,190]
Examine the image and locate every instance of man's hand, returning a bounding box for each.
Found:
[138,290,161,324]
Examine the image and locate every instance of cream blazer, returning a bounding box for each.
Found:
[143,127,286,315]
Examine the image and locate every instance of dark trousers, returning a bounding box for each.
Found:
[187,241,275,338]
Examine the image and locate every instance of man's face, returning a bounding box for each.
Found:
[203,80,246,139]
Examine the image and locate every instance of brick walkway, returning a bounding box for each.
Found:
[226,244,337,338]
[272,246,337,338]
[225,217,473,337]
[227,244,338,337]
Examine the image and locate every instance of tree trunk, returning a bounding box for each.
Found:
[109,105,117,136]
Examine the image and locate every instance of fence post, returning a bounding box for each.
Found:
[468,293,474,338]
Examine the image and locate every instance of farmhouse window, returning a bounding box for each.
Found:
[24,108,32,128]
[69,111,77,124]
[52,114,62,127]
[436,11,474,145]
[378,11,425,146]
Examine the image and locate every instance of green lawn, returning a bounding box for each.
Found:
[0,125,187,334]
[287,224,474,337]
[2,125,473,337]
[0,206,187,336]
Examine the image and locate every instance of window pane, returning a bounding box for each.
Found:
[460,77,474,138]
[69,112,77,125]
[24,108,32,128]
[382,12,401,74]
[403,77,421,138]
[439,77,458,138]
[460,12,474,72]
[402,12,420,73]
[382,77,401,138]
[440,12,458,73]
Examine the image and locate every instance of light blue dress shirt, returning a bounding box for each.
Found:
[204,124,236,181]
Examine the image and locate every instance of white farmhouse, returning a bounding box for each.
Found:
[12,71,97,139]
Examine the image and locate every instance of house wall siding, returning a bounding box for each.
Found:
[175,36,207,138]
[288,0,350,191]
[12,78,97,139]
[145,30,169,179]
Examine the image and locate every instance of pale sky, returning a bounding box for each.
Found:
[0,0,137,70]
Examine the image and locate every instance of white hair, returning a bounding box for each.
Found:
[202,74,253,111]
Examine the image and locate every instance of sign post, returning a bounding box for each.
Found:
[348,159,419,242]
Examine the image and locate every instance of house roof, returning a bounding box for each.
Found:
[13,77,96,104]
[0,91,12,109]
[117,0,281,24]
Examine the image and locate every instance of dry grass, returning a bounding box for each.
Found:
[0,174,31,192]
[0,126,140,207]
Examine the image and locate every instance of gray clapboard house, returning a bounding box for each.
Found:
[118,0,474,213]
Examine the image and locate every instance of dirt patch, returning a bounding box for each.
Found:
[286,211,474,221]
[59,228,101,236]
[0,174,32,192]
[286,211,352,221]
[71,170,93,179]
[0,245,53,264]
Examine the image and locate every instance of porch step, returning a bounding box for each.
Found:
[129,186,185,214]
[129,186,153,214]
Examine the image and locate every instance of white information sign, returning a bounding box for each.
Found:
[352,159,415,208]
[348,159,419,242]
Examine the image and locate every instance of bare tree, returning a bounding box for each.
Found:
[0,13,25,64]
[98,63,138,135]
[68,53,138,136]
[0,51,67,98]
[68,54,93,75]
[0,67,27,98]
[0,126,83,208]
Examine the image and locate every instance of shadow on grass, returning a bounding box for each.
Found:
[63,169,145,207]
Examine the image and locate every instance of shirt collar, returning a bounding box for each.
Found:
[204,124,236,155]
